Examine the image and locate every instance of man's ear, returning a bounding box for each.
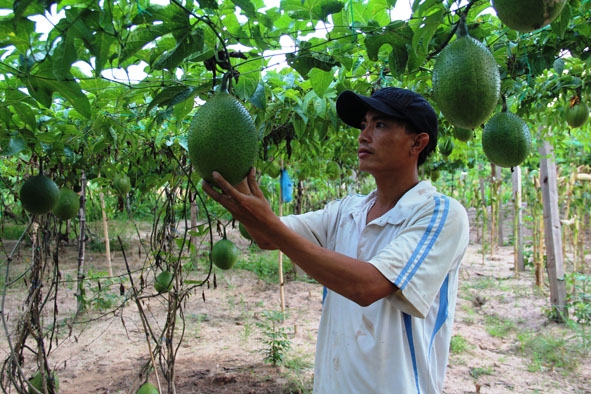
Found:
[412,133,430,152]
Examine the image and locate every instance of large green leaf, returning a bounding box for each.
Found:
[1,132,27,156]
[308,68,332,97]
[153,28,205,70]
[119,25,182,64]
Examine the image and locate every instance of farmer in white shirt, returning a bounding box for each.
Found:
[203,87,470,394]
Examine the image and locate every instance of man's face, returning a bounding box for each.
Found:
[357,109,420,176]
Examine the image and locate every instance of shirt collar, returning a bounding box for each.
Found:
[353,181,436,226]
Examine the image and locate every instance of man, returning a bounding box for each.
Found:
[202,87,470,394]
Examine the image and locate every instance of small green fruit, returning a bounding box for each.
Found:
[453,127,473,142]
[212,239,239,270]
[29,370,59,394]
[136,382,159,394]
[154,271,173,293]
[52,188,80,220]
[565,100,589,128]
[482,112,531,168]
[113,174,131,196]
[326,161,340,180]
[238,222,253,241]
[439,138,454,157]
[263,160,281,178]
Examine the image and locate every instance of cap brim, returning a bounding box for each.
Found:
[336,90,404,129]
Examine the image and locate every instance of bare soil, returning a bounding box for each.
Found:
[1,222,591,394]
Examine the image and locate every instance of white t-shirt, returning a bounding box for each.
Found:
[281,181,470,394]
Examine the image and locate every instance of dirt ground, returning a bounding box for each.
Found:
[1,221,591,394]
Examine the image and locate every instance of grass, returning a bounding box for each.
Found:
[450,334,470,354]
[236,249,296,284]
[469,366,494,379]
[1,223,28,240]
[517,328,586,373]
[484,313,517,338]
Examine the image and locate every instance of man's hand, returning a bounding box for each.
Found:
[202,167,279,249]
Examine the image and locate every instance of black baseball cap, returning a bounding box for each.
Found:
[336,87,438,164]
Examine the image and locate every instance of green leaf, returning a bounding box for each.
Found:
[551,3,571,38]
[249,82,267,110]
[11,102,37,130]
[234,57,264,100]
[1,133,26,156]
[364,21,408,61]
[52,32,78,80]
[153,28,205,71]
[93,31,116,75]
[196,0,219,9]
[308,68,332,97]
[232,0,257,19]
[22,75,53,108]
[0,16,35,53]
[411,8,443,58]
[119,25,180,64]
[147,86,196,113]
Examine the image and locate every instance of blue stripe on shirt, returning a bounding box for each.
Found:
[403,312,421,394]
[428,275,450,359]
[397,195,450,289]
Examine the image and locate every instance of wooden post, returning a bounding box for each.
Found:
[100,192,113,277]
[512,167,525,272]
[76,171,88,314]
[539,139,567,321]
[278,167,286,314]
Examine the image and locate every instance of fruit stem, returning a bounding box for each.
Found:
[221,72,232,94]
[457,13,469,38]
[501,95,507,112]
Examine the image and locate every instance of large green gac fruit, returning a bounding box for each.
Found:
[565,99,589,128]
[188,91,258,186]
[52,188,80,220]
[136,382,159,394]
[482,112,532,168]
[20,174,59,215]
[432,24,500,129]
[492,0,567,32]
[212,239,239,270]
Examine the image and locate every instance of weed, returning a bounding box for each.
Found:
[484,314,516,338]
[257,310,292,366]
[565,272,591,325]
[237,250,293,284]
[517,330,581,373]
[450,334,470,354]
[83,270,126,311]
[282,353,314,393]
[469,366,493,379]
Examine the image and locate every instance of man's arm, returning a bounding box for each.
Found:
[202,168,396,306]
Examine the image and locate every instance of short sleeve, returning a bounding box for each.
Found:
[369,195,469,317]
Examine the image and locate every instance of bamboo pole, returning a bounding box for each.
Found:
[100,192,113,277]
[76,171,87,314]
[278,167,286,314]
[512,166,524,273]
